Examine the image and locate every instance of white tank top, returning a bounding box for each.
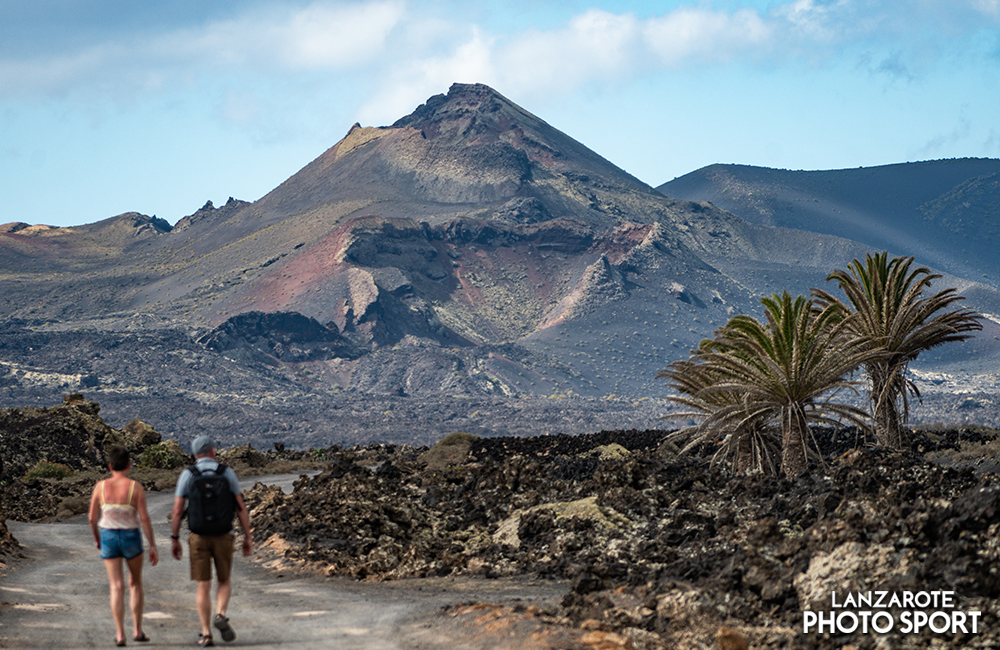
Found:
[97,479,140,530]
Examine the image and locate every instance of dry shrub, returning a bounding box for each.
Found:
[420,431,480,471]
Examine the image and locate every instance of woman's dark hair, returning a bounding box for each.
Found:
[108,446,130,471]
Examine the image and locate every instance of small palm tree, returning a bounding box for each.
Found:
[660,291,871,477]
[658,348,779,475]
[813,252,983,449]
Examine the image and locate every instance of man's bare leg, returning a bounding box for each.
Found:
[196,580,213,636]
[216,579,231,617]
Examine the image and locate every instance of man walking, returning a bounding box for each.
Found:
[170,435,252,647]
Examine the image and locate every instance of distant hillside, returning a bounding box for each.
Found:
[658,159,1000,282]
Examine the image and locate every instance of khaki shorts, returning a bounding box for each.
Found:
[188,533,234,583]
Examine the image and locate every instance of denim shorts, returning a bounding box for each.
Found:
[100,528,143,560]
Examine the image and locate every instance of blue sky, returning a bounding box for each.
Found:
[2,0,999,227]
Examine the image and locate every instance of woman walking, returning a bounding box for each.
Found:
[88,446,159,646]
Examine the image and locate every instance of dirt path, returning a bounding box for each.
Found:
[0,475,568,649]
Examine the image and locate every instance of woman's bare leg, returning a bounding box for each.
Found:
[126,552,145,639]
[103,558,126,643]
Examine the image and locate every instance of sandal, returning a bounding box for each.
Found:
[213,614,236,642]
[115,639,126,648]
[197,633,214,647]
[134,634,150,642]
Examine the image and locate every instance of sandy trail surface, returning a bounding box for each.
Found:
[0,474,567,649]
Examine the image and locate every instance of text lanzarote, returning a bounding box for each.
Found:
[802,591,981,635]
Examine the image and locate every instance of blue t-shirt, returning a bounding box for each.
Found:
[174,457,242,500]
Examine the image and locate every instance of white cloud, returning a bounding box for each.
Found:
[643,7,773,66]
[984,129,1000,154]
[355,27,496,125]
[355,10,643,124]
[968,0,1000,17]
[0,1,406,98]
[773,0,845,40]
[1,0,996,111]
[915,117,973,156]
[152,1,406,70]
[493,10,639,94]
[352,0,1000,128]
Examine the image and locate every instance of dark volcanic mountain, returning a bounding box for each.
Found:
[659,160,1000,380]
[2,84,998,448]
[659,160,1000,282]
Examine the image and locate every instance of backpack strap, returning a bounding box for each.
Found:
[189,463,226,476]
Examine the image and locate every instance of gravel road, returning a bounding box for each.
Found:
[0,474,567,649]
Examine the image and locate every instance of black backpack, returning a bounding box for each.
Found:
[186,463,236,535]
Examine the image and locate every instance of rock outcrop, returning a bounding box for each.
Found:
[0,395,119,482]
[199,311,362,363]
[246,426,1000,649]
[0,396,167,527]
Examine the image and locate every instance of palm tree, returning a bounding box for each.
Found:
[658,348,779,475]
[660,291,871,477]
[813,252,983,450]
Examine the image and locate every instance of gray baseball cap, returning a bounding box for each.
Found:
[191,435,216,455]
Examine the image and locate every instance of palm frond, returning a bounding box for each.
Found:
[813,252,983,448]
[659,290,873,476]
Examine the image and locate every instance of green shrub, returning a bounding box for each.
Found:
[136,443,187,470]
[24,460,73,480]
